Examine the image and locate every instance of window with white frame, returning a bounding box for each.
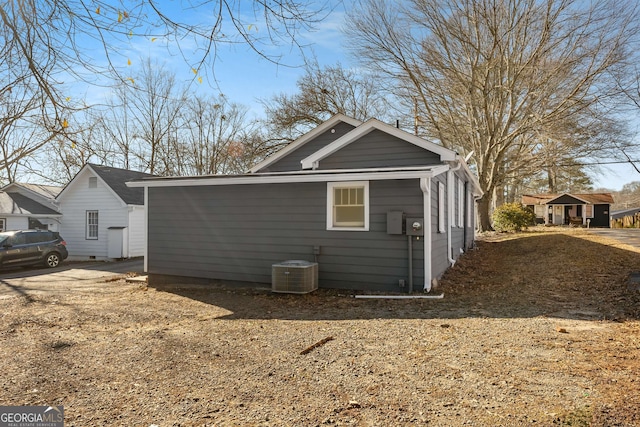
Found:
[585,204,593,217]
[327,181,369,231]
[86,210,99,239]
[438,182,446,233]
[0,218,5,232]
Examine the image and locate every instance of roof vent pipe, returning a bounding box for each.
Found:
[396,120,400,129]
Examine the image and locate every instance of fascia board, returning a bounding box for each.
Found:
[1,183,58,205]
[457,158,484,197]
[301,119,457,169]
[127,166,450,188]
[248,114,362,173]
[58,164,128,208]
[55,164,91,202]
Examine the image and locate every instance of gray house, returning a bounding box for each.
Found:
[128,115,482,293]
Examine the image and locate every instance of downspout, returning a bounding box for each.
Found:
[143,186,148,273]
[420,177,432,292]
[447,161,462,266]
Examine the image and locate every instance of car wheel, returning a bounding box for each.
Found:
[45,252,61,268]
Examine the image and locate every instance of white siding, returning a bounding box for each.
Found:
[4,217,29,231]
[128,206,146,257]
[58,168,129,260]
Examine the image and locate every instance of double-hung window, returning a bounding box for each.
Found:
[86,210,99,239]
[327,181,369,231]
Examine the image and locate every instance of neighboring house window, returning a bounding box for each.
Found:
[327,181,369,231]
[585,204,593,217]
[0,218,5,231]
[89,177,97,188]
[86,210,99,239]
[438,182,446,233]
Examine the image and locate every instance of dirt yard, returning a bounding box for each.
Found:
[1,228,639,426]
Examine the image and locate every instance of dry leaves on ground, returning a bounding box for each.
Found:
[0,227,639,426]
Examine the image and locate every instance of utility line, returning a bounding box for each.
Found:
[546,160,640,167]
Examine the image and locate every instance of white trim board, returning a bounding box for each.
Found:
[127,165,451,188]
[301,118,457,170]
[248,114,362,173]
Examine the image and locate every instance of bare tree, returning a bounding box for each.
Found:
[346,0,640,230]
[124,59,187,175]
[0,0,324,116]
[0,85,51,184]
[262,60,390,143]
[179,95,262,175]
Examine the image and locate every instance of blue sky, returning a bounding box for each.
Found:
[72,0,639,191]
[80,1,352,116]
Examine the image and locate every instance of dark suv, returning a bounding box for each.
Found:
[0,230,68,269]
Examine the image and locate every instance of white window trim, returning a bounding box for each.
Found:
[327,181,370,231]
[0,218,5,232]
[457,178,464,227]
[438,182,446,233]
[585,204,594,218]
[86,210,99,240]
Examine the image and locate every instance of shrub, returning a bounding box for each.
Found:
[492,203,536,232]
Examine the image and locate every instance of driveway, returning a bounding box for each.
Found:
[0,258,144,298]
[587,228,640,249]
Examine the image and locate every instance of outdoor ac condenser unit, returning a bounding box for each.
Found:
[272,260,318,294]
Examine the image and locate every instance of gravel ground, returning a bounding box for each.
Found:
[0,227,639,426]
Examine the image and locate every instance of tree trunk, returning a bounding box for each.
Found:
[547,168,557,193]
[477,196,493,232]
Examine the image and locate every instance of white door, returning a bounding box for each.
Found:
[107,227,127,258]
[553,205,563,225]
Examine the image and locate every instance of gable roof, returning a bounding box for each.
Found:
[249,114,362,173]
[522,193,614,205]
[300,118,457,169]
[57,164,155,205]
[611,207,640,219]
[1,183,62,201]
[89,164,155,205]
[0,192,61,215]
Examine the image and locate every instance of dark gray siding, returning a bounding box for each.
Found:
[319,129,442,170]
[259,122,356,172]
[548,194,584,205]
[431,175,450,279]
[147,179,425,292]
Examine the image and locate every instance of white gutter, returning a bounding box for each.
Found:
[420,177,432,292]
[421,166,450,293]
[447,160,463,266]
[143,186,148,273]
[126,165,450,188]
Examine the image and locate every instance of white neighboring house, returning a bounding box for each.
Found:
[0,183,63,231]
[57,163,154,261]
